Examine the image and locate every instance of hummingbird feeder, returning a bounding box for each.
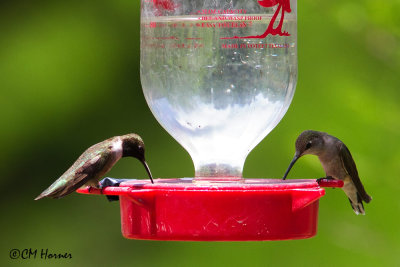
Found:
[78,178,342,241]
[78,0,344,241]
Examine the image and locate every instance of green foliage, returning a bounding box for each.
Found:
[1,1,399,266]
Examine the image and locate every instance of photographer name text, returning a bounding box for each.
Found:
[10,248,72,260]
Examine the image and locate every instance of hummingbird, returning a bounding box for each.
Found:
[282,130,372,215]
[35,133,153,200]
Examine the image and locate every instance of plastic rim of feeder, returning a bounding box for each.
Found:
[77,178,343,241]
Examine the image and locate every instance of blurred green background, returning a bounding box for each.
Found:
[1,0,399,266]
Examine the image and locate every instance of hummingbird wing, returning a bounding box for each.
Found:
[35,148,113,200]
[339,143,372,203]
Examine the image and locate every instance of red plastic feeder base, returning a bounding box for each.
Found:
[77,178,343,241]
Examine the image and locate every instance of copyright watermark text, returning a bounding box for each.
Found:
[9,248,72,260]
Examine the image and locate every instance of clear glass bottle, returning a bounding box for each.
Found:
[140,0,297,180]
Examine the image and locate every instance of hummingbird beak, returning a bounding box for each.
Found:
[141,159,154,184]
[282,153,300,180]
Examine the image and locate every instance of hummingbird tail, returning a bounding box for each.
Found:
[34,189,60,200]
[343,182,369,215]
[34,185,59,200]
[34,178,86,200]
[35,187,57,200]
[348,193,366,215]
[34,193,46,200]
[35,187,77,200]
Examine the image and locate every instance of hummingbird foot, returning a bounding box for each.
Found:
[316,176,337,189]
[87,186,96,194]
[316,176,334,183]
[99,178,130,202]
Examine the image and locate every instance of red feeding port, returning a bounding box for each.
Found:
[77,178,343,241]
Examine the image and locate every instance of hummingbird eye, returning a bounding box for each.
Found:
[138,145,144,154]
[305,142,312,150]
